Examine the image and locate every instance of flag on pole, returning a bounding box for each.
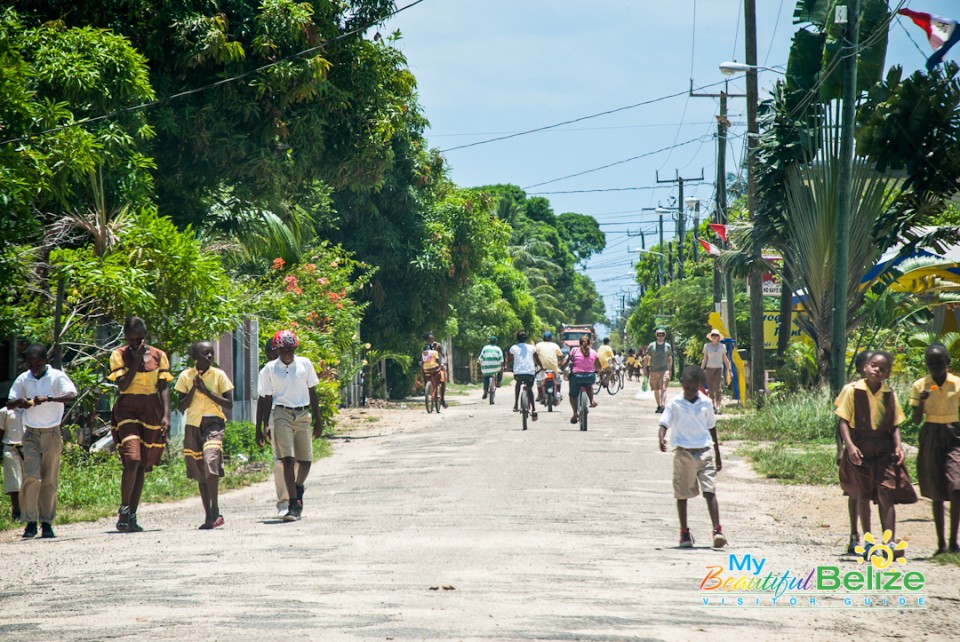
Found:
[699,239,721,256]
[898,8,960,71]
[708,223,727,243]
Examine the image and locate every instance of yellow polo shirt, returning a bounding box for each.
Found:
[108,346,174,395]
[597,345,615,370]
[909,373,960,424]
[835,379,906,429]
[174,366,234,427]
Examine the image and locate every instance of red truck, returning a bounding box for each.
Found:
[559,324,595,353]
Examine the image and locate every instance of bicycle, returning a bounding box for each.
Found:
[518,378,532,430]
[424,370,442,413]
[578,384,589,431]
[594,369,621,396]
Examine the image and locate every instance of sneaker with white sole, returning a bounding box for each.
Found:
[679,529,694,548]
[712,527,727,548]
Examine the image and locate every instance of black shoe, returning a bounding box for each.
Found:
[655,405,664,414]
[283,500,301,522]
[116,506,131,532]
[482,391,488,399]
[22,522,37,539]
[128,513,144,533]
[40,522,55,539]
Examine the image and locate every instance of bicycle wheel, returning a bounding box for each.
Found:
[546,386,554,412]
[578,389,588,431]
[434,393,441,413]
[424,381,433,413]
[606,374,621,395]
[593,379,603,395]
[520,386,529,430]
[489,383,496,405]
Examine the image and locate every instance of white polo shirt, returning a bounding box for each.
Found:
[659,392,716,449]
[257,356,320,408]
[509,343,537,376]
[8,366,77,429]
[1,408,24,444]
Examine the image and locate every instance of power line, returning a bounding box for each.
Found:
[438,77,738,153]
[0,0,429,147]
[528,186,669,195]
[428,120,720,137]
[522,135,711,190]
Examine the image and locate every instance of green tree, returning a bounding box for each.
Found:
[557,212,606,266]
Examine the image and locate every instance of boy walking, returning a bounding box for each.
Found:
[6,344,77,539]
[175,341,234,529]
[1,406,24,522]
[255,330,321,521]
[658,365,726,548]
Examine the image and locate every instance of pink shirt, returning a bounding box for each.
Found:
[569,347,598,373]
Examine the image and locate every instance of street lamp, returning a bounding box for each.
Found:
[718,61,785,76]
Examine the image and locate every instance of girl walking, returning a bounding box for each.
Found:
[108,317,172,532]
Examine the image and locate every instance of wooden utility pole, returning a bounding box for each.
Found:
[690,81,742,340]
[656,170,703,281]
[744,0,765,406]
[830,0,860,395]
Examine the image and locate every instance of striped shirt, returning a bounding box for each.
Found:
[479,345,504,375]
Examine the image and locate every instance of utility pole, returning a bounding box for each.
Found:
[744,0,765,406]
[690,81,743,341]
[830,0,860,395]
[656,207,667,288]
[657,170,704,280]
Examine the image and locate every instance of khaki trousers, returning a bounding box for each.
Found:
[21,428,62,523]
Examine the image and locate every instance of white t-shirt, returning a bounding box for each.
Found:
[659,392,716,449]
[1,408,24,444]
[257,356,320,408]
[509,343,537,375]
[8,367,77,429]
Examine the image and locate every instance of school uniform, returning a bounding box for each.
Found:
[109,345,173,471]
[8,366,77,524]
[659,392,718,500]
[175,366,234,480]
[258,356,320,461]
[835,380,917,504]
[1,408,24,496]
[910,374,960,501]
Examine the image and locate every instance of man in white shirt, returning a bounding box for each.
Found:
[255,330,321,521]
[508,331,541,424]
[7,344,77,539]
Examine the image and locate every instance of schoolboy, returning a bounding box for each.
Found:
[255,330,321,522]
[910,343,960,554]
[658,365,726,549]
[7,343,77,539]
[175,341,234,529]
[1,406,24,522]
[256,338,298,518]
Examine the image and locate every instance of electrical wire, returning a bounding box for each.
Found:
[521,135,712,190]
[0,0,429,147]
[438,78,738,153]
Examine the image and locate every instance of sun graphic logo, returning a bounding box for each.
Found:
[854,530,908,569]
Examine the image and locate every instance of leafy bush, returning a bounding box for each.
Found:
[221,420,269,458]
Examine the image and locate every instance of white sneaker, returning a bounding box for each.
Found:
[276,503,289,519]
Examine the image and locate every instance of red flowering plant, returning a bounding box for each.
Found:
[259,242,374,427]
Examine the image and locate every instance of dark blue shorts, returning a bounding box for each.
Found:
[569,372,596,397]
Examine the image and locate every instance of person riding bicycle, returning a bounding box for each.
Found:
[563,334,599,425]
[596,337,616,388]
[508,331,540,422]
[534,331,564,405]
[422,332,447,408]
[477,336,504,400]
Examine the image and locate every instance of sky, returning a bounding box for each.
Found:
[384,0,953,327]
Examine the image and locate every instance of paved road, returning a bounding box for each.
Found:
[1,382,958,641]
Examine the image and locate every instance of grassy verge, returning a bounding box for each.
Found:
[740,442,917,487]
[0,421,331,531]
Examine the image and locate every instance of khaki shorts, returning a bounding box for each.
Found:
[673,446,717,499]
[273,406,313,461]
[3,444,24,494]
[650,370,669,391]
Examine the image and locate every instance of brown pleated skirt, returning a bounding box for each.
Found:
[917,422,960,501]
[839,429,917,504]
[111,393,167,472]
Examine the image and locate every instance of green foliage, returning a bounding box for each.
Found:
[741,443,839,485]
[221,420,270,459]
[48,206,243,355]
[718,387,837,443]
[557,212,606,265]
